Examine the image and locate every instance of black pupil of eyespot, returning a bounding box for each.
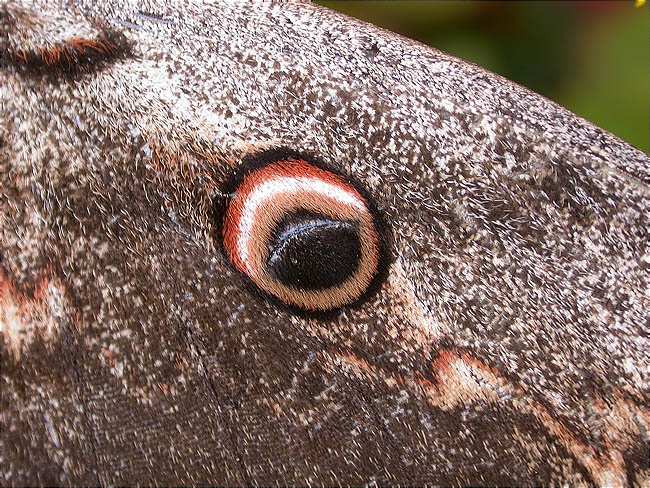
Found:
[267,212,361,290]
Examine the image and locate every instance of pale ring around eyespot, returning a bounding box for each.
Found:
[237,176,367,274]
[232,188,379,310]
[222,159,383,312]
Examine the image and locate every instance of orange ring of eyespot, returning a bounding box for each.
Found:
[222,159,382,312]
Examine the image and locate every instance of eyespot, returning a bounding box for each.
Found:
[222,156,385,313]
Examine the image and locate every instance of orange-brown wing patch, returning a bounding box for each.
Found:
[335,348,648,486]
[0,269,67,360]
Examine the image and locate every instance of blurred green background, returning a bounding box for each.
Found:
[318,1,649,153]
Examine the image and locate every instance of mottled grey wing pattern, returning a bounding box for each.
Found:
[1,1,649,486]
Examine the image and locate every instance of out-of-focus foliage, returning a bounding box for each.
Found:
[319,1,649,153]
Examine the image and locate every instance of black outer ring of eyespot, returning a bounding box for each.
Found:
[212,147,394,320]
